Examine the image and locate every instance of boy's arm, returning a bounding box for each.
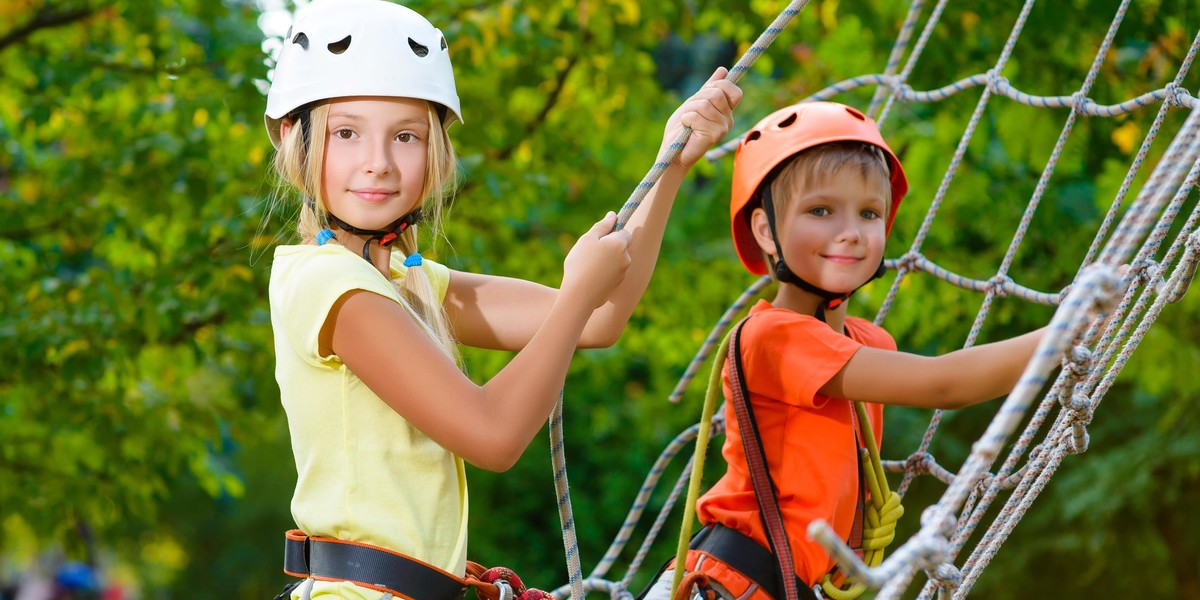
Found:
[822,327,1047,409]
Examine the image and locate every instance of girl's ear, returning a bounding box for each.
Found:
[749,206,778,259]
[279,118,294,142]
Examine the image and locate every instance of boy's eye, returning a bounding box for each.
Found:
[809,207,830,217]
[862,209,882,220]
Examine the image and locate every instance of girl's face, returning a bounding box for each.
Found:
[321,97,429,231]
[769,165,889,295]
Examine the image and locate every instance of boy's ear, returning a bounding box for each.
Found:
[749,206,778,259]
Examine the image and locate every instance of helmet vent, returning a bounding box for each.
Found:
[777,112,798,128]
[292,31,309,50]
[844,106,866,121]
[327,35,352,55]
[745,130,762,143]
[440,36,448,51]
[409,38,429,57]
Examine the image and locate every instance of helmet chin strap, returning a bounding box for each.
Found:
[760,186,886,323]
[326,208,423,262]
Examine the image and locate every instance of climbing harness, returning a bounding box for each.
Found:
[279,530,554,600]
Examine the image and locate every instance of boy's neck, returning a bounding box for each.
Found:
[771,282,848,333]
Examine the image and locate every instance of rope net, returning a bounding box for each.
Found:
[548,1,1199,598]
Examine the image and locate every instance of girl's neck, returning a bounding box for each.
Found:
[772,283,848,333]
[329,230,393,277]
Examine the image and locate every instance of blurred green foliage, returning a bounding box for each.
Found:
[1,0,1197,598]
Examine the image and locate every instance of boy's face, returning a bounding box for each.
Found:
[753,165,889,295]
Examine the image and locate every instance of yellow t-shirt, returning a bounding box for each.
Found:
[269,244,468,597]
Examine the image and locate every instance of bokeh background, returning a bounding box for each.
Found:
[2,0,1197,598]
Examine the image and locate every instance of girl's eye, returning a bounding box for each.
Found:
[332,128,356,140]
[396,132,418,143]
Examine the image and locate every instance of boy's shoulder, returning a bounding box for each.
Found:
[743,302,895,352]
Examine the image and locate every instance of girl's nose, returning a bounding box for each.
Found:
[364,143,392,175]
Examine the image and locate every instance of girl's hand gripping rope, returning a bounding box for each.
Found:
[562,211,633,310]
[660,66,743,170]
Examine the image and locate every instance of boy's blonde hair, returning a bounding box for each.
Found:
[767,141,893,218]
[272,101,460,361]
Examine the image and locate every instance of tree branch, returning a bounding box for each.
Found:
[495,51,582,162]
[0,5,97,53]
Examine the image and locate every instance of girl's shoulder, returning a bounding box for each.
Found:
[270,244,393,298]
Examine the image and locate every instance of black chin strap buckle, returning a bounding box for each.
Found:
[325,208,424,260]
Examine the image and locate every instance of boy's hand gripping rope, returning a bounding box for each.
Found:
[548,2,813,598]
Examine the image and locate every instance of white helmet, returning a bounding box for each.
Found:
[264,0,463,147]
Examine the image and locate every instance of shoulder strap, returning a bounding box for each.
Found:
[727,318,802,600]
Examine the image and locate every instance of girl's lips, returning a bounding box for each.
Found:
[352,190,395,203]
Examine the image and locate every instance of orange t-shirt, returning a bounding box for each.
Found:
[696,299,895,586]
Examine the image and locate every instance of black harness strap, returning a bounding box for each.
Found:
[689,524,818,600]
[282,529,468,600]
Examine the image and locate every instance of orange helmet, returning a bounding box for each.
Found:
[729,101,908,275]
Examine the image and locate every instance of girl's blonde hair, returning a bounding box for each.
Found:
[272,101,460,361]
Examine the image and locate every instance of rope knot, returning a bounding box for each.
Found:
[1063,392,1095,425]
[905,451,934,476]
[1070,91,1090,112]
[1131,258,1161,287]
[898,251,923,274]
[1164,82,1189,107]
[984,69,1007,92]
[973,472,996,494]
[862,490,905,550]
[987,274,1012,297]
[1187,228,1200,252]
[930,563,963,591]
[1060,345,1093,380]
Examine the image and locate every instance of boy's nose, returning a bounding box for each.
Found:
[835,218,862,243]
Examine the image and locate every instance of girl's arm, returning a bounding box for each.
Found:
[822,327,1047,409]
[446,69,742,351]
[329,213,631,472]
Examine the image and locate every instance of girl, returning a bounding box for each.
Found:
[263,1,742,598]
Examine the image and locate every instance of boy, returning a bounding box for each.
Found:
[644,101,1044,600]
